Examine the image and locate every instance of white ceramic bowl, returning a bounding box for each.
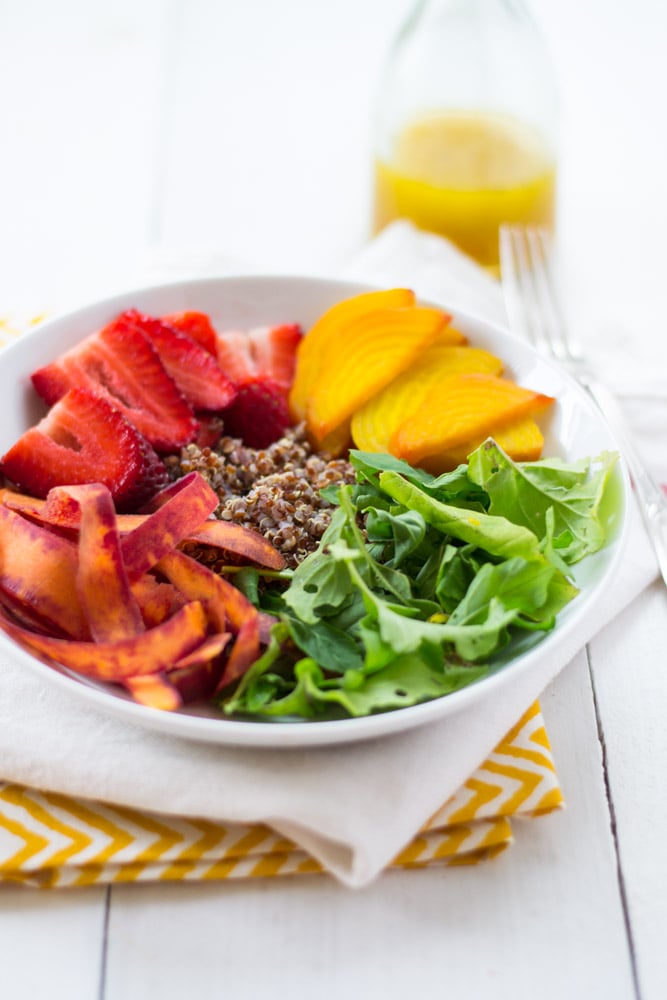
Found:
[0,275,629,747]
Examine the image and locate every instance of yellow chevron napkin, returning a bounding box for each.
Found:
[0,702,562,889]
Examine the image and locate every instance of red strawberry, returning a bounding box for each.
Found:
[160,311,218,356]
[248,324,302,390]
[216,324,302,391]
[31,318,198,453]
[215,329,256,384]
[117,310,237,412]
[222,377,290,448]
[0,388,169,512]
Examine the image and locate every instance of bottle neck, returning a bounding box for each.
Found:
[375,0,558,160]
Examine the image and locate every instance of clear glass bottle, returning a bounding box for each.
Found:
[372,0,558,271]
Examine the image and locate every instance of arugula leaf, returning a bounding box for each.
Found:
[347,558,558,664]
[468,440,617,563]
[222,623,292,713]
[284,655,488,717]
[351,449,486,506]
[435,544,487,612]
[448,557,577,631]
[283,614,364,674]
[282,508,353,623]
[349,450,436,486]
[379,471,544,562]
[364,507,427,567]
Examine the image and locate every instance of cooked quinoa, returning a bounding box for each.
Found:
[164,424,356,567]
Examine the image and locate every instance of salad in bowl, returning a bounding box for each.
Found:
[0,276,628,746]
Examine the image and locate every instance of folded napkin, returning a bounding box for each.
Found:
[0,223,659,888]
[0,702,562,888]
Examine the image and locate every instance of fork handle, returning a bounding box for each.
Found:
[580,374,667,584]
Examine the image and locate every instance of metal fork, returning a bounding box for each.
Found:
[500,224,667,586]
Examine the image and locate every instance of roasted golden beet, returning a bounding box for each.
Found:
[351,344,502,454]
[288,288,416,423]
[392,373,554,466]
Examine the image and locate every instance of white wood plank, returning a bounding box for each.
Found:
[103,652,635,1000]
[0,886,107,999]
[588,583,667,1000]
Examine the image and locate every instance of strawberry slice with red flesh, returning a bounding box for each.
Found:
[119,310,237,412]
[215,329,256,384]
[221,376,290,448]
[247,324,302,391]
[214,324,301,446]
[160,311,219,357]
[216,324,302,391]
[0,387,169,512]
[31,318,198,452]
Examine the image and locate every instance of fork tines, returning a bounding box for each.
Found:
[499,225,579,365]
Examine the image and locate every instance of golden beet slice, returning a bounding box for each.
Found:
[392,373,554,465]
[418,417,546,474]
[351,344,503,453]
[289,288,416,422]
[315,419,353,459]
[307,306,450,446]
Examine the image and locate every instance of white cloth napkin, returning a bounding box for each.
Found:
[0,223,659,887]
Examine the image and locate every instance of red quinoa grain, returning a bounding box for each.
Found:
[164,424,356,567]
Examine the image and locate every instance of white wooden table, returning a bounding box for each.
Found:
[1,2,666,997]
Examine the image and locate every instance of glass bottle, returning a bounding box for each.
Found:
[372,0,558,272]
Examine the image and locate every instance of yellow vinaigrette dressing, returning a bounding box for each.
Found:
[373,111,556,271]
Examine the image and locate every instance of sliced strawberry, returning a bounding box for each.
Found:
[160,311,218,357]
[117,310,237,412]
[216,324,302,392]
[222,376,290,448]
[247,324,302,390]
[216,329,256,384]
[0,388,169,512]
[31,318,198,452]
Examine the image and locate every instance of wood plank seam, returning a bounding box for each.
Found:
[587,643,643,1000]
[98,885,111,1000]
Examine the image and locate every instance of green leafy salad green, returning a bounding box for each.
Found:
[218,440,618,722]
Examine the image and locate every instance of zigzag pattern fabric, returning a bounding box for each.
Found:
[0,702,562,888]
